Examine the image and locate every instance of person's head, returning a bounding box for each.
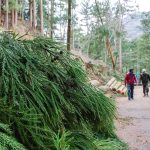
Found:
[129,69,134,74]
[142,69,146,73]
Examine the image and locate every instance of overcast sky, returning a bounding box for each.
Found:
[112,0,150,12]
[135,0,150,11]
[76,0,149,35]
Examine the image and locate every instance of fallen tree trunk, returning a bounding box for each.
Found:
[110,80,117,89]
[117,85,125,94]
[112,82,122,91]
[121,87,127,95]
[106,77,116,87]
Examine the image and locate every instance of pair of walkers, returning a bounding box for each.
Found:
[124,69,150,100]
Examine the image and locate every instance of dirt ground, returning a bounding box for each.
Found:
[115,86,150,150]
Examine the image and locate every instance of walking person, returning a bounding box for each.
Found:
[125,69,137,100]
[140,69,150,97]
[136,71,140,85]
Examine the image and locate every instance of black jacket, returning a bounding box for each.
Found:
[140,72,150,85]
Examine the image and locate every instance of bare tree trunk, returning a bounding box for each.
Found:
[50,0,54,39]
[118,35,122,71]
[104,37,107,63]
[71,7,74,49]
[67,0,72,51]
[32,0,36,29]
[40,0,44,35]
[29,0,33,27]
[118,0,122,72]
[21,0,24,22]
[12,9,15,28]
[86,18,90,57]
[0,0,1,25]
[5,0,9,29]
[59,0,62,39]
[47,0,50,36]
[14,0,18,26]
[106,34,116,70]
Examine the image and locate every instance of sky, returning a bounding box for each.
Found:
[135,0,150,12]
[76,0,149,38]
[78,0,150,12]
[111,0,150,12]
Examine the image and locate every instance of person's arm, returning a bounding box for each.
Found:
[124,74,127,86]
[148,74,150,81]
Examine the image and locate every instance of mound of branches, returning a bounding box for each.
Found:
[0,32,128,150]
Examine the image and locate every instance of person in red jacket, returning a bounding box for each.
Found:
[125,69,137,100]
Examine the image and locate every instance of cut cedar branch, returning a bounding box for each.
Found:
[0,32,128,150]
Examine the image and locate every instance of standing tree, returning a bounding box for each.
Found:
[29,0,33,27]
[10,0,17,28]
[94,0,116,70]
[81,0,92,56]
[21,0,25,22]
[0,0,1,25]
[11,5,15,28]
[32,0,36,29]
[114,0,137,72]
[67,0,72,51]
[5,0,9,29]
[116,0,122,72]
[50,0,54,38]
[14,0,18,26]
[40,0,44,35]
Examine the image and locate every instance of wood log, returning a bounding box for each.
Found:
[112,82,122,91]
[99,85,109,92]
[106,77,116,87]
[89,80,100,87]
[121,87,127,95]
[110,80,117,89]
[117,85,125,93]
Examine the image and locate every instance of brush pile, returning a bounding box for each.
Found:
[0,32,128,150]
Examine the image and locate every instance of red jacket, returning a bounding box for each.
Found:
[125,72,137,85]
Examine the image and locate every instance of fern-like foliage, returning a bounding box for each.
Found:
[0,32,128,150]
[0,122,26,150]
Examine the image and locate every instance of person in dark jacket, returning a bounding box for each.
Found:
[125,69,137,100]
[140,69,150,96]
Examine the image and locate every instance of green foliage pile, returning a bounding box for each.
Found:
[0,32,128,150]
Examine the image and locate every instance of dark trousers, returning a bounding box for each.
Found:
[127,84,134,99]
[143,83,149,95]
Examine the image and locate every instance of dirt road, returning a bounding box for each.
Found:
[116,86,150,150]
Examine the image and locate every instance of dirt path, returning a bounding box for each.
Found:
[116,86,150,150]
